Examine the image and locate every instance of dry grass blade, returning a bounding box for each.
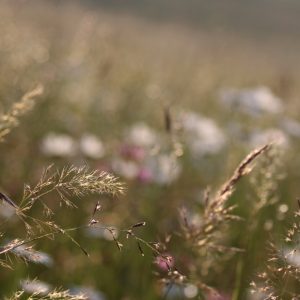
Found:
[54,166,125,198]
[0,164,125,270]
[20,165,125,210]
[0,239,25,256]
[6,289,88,300]
[196,143,271,248]
[0,224,91,263]
[217,143,270,203]
[0,192,18,208]
[0,84,44,141]
[175,144,271,296]
[253,202,300,299]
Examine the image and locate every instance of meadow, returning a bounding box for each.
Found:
[1,1,300,299]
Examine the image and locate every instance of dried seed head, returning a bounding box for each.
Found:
[132,222,146,228]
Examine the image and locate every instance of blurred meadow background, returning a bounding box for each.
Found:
[1,0,300,299]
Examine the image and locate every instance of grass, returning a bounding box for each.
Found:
[1,1,300,299]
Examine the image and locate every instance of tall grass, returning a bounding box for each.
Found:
[1,1,300,299]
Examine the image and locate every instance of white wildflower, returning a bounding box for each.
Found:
[126,122,157,148]
[70,286,106,300]
[280,117,300,138]
[41,133,77,157]
[181,112,226,157]
[219,86,283,116]
[12,245,53,267]
[80,134,105,159]
[20,279,51,295]
[146,154,181,185]
[248,128,289,148]
[111,159,139,179]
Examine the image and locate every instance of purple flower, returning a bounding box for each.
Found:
[154,254,174,272]
[137,168,153,184]
[120,144,145,161]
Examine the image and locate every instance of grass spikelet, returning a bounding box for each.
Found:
[20,165,125,211]
[6,288,88,300]
[217,143,270,203]
[175,144,270,296]
[0,164,124,267]
[0,84,44,141]
[253,203,300,299]
[192,144,270,251]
